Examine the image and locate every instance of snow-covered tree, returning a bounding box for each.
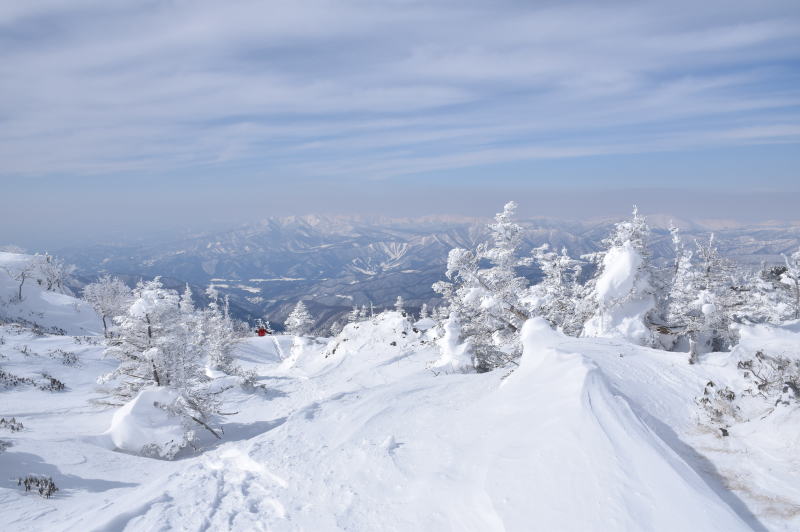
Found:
[100,278,220,436]
[665,242,702,339]
[394,296,405,315]
[692,234,739,352]
[582,207,657,345]
[83,275,132,337]
[433,201,532,370]
[530,244,584,335]
[782,249,800,320]
[285,301,314,336]
[201,289,239,374]
[32,253,73,294]
[347,305,361,323]
[419,303,429,319]
[741,266,791,324]
[329,320,345,337]
[3,260,36,301]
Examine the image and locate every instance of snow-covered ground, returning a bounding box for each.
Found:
[2,306,798,530]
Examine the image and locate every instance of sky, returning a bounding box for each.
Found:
[1,0,799,247]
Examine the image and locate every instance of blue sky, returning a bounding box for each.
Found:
[1,0,799,245]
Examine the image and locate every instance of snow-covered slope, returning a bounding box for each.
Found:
[2,311,797,530]
[0,252,101,335]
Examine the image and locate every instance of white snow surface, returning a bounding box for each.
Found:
[1,311,797,531]
[0,252,102,335]
[103,387,188,460]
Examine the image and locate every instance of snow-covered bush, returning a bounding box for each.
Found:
[737,351,800,403]
[697,345,799,437]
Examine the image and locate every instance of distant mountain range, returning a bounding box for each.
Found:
[57,214,800,332]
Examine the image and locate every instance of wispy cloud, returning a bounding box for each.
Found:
[1,0,799,180]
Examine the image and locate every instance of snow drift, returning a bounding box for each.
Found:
[491,318,747,530]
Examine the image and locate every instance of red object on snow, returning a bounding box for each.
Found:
[257,327,267,337]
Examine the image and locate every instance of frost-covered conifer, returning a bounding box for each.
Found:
[433,201,531,370]
[286,301,314,336]
[329,320,344,337]
[582,207,657,345]
[419,303,429,319]
[202,289,239,374]
[394,296,405,315]
[530,245,583,335]
[782,249,800,319]
[692,234,738,352]
[743,267,790,324]
[100,278,220,433]
[83,275,132,337]
[347,305,361,323]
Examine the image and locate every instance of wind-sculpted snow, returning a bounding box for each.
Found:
[5,313,773,531]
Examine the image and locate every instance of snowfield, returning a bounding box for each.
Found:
[1,309,798,530]
[1,251,799,531]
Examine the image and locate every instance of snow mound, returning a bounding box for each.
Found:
[104,387,189,460]
[431,313,473,372]
[321,311,421,366]
[0,252,102,335]
[734,321,800,360]
[492,318,748,530]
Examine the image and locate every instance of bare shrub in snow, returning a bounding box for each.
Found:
[49,348,78,366]
[697,350,799,436]
[738,351,800,404]
[18,475,58,498]
[696,381,741,431]
[38,373,66,391]
[0,368,34,388]
[0,417,23,432]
